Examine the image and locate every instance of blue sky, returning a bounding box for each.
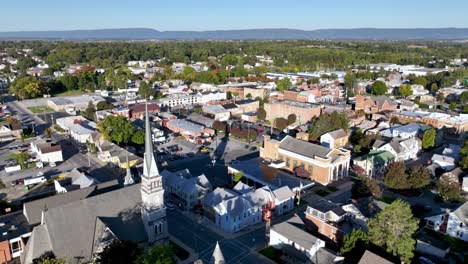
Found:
[1,0,467,31]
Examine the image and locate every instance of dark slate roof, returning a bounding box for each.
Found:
[271,215,321,250]
[280,136,331,159]
[23,180,120,225]
[311,199,346,216]
[0,211,30,241]
[221,103,238,110]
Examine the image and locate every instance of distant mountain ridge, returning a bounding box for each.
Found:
[0,28,468,40]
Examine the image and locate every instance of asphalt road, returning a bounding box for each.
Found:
[167,210,266,264]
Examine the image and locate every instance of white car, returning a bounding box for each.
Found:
[50,162,57,167]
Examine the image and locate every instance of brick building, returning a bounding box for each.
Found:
[304,200,347,243]
[263,100,321,124]
[391,110,468,133]
[260,135,351,185]
[355,95,398,113]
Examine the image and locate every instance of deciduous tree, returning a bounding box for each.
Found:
[371,80,387,95]
[398,84,413,98]
[422,128,436,150]
[277,78,292,92]
[257,108,266,121]
[368,200,418,263]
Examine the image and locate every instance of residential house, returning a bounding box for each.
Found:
[0,121,22,142]
[355,95,398,114]
[203,183,295,233]
[379,123,421,139]
[415,231,451,259]
[376,138,421,161]
[425,202,468,241]
[269,215,326,262]
[320,129,348,148]
[0,211,31,263]
[161,169,212,210]
[431,154,456,171]
[260,135,351,185]
[304,200,347,243]
[353,150,395,178]
[30,138,63,163]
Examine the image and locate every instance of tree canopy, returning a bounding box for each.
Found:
[308,111,349,141]
[383,162,430,190]
[398,84,413,97]
[276,78,292,91]
[368,199,418,263]
[97,115,136,145]
[422,128,436,150]
[371,80,387,95]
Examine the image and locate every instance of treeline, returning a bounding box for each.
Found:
[1,40,467,71]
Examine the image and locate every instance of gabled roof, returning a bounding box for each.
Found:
[38,184,145,262]
[358,250,393,264]
[272,186,294,202]
[23,179,120,225]
[233,181,253,195]
[280,136,331,159]
[323,129,347,140]
[452,202,468,226]
[271,215,321,250]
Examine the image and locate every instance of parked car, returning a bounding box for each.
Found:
[166,201,176,211]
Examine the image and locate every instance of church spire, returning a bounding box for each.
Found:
[123,148,134,186]
[211,241,225,264]
[143,101,159,177]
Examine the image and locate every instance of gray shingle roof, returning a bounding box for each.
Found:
[453,202,468,226]
[280,136,331,159]
[38,184,145,262]
[358,250,393,264]
[271,215,321,250]
[23,179,120,225]
[324,129,347,140]
[22,224,53,264]
[272,186,294,202]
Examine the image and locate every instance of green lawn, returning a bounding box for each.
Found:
[27,105,54,113]
[169,240,189,261]
[52,90,87,97]
[259,246,285,263]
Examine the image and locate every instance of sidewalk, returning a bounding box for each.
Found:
[180,210,266,239]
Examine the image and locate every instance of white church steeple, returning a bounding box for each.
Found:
[140,100,167,243]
